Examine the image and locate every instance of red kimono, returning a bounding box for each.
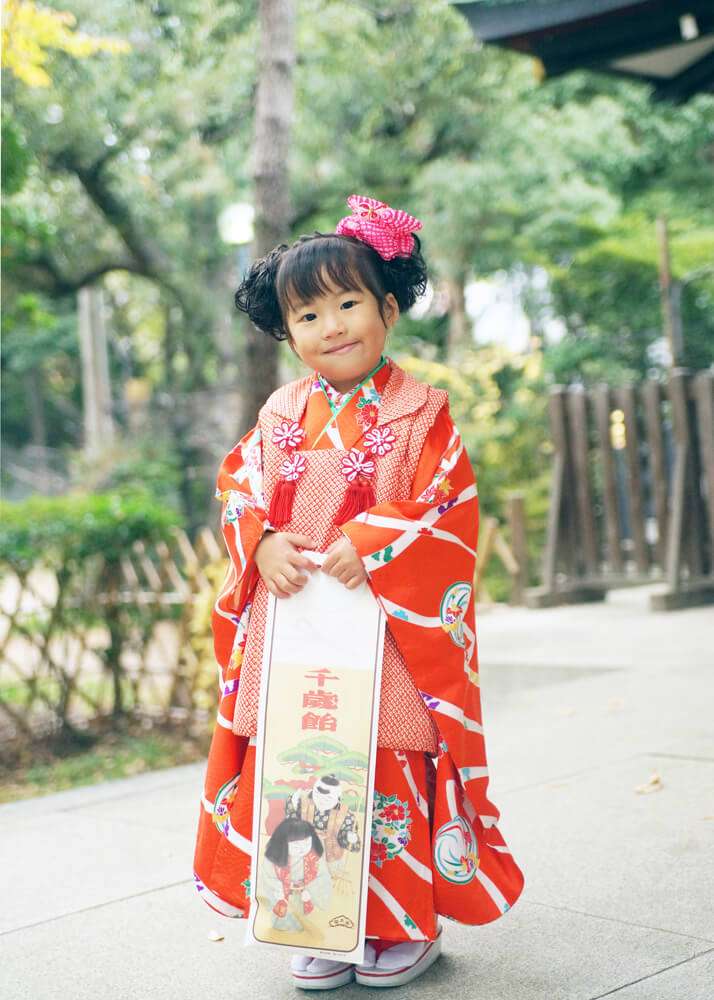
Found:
[193,357,524,941]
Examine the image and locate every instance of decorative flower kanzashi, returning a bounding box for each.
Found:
[341,448,375,483]
[335,194,423,261]
[363,426,396,457]
[279,453,307,482]
[272,420,305,450]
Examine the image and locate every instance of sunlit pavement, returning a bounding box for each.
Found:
[2,585,713,1000]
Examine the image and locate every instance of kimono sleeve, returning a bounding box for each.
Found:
[212,424,271,675]
[339,404,480,693]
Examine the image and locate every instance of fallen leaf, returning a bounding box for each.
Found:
[634,772,663,794]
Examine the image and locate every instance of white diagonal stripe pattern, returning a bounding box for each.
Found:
[474,866,510,912]
[217,711,233,729]
[398,848,433,883]
[459,766,489,782]
[226,819,252,855]
[368,875,424,939]
[422,694,483,734]
[379,596,442,629]
[356,513,475,559]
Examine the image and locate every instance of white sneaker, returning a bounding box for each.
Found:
[354,926,442,988]
[291,955,355,990]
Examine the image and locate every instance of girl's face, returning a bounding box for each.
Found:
[284,276,399,394]
[288,836,312,860]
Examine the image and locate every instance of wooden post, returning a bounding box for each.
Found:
[693,372,714,577]
[566,386,598,578]
[506,492,528,605]
[475,515,498,604]
[528,387,606,607]
[614,385,649,574]
[656,217,683,366]
[593,384,624,574]
[650,369,714,608]
[683,376,707,579]
[642,380,669,571]
[541,388,567,590]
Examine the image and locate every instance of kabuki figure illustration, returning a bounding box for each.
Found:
[261,817,333,932]
[285,774,361,889]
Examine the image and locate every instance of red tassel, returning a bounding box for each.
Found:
[335,476,376,525]
[268,477,297,528]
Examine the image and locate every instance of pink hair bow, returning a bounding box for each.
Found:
[335,194,422,260]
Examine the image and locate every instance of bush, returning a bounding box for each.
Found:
[0,490,182,575]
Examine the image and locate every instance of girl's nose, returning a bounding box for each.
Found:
[324,313,347,337]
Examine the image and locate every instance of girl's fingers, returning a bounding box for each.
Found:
[282,564,308,586]
[291,553,319,572]
[285,533,317,550]
[275,572,300,594]
[321,552,338,575]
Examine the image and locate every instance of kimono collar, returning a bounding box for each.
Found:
[317,355,390,414]
[265,358,429,428]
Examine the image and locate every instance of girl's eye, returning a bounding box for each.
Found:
[341,300,357,309]
[300,312,317,322]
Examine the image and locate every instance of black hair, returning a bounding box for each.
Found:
[234,231,428,342]
[264,816,324,868]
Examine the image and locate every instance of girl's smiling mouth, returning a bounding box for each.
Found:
[324,341,359,355]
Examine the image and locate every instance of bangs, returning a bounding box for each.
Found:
[276,235,383,317]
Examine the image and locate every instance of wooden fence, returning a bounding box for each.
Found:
[529,369,714,610]
[0,527,225,747]
[0,505,529,749]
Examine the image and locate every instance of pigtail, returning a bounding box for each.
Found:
[379,233,428,313]
[234,244,290,341]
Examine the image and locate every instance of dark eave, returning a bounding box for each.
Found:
[453,1,714,101]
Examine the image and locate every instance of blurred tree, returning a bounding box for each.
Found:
[1,0,128,87]
[3,0,713,524]
[239,0,296,429]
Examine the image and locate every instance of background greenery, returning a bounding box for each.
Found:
[2,0,713,695]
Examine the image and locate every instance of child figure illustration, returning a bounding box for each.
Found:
[193,194,525,990]
[285,774,361,893]
[262,818,333,932]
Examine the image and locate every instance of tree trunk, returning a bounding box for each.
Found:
[445,274,470,362]
[238,0,297,432]
[24,369,47,448]
[78,285,115,459]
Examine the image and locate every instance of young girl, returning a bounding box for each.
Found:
[193,194,525,990]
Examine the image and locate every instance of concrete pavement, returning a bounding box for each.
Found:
[2,584,713,999]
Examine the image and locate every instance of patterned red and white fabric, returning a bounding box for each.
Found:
[193,359,525,939]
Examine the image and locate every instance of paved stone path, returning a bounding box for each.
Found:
[2,585,712,999]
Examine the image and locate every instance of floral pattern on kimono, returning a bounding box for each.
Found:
[194,359,525,934]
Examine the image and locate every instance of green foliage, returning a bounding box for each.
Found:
[1,114,32,195]
[0,490,180,573]
[3,0,714,592]
[544,215,714,383]
[398,344,551,595]
[0,726,208,803]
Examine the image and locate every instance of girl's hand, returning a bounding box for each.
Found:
[255,531,318,599]
[322,536,367,590]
